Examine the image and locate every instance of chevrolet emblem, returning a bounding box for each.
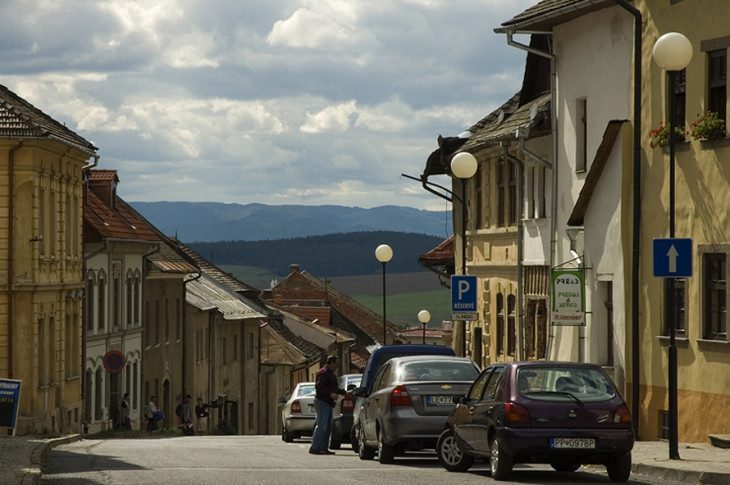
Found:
[441,384,452,390]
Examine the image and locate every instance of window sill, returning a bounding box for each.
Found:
[65,375,81,382]
[657,335,690,346]
[699,137,730,149]
[697,338,729,346]
[660,140,690,153]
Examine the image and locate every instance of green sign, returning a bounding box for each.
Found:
[551,269,585,326]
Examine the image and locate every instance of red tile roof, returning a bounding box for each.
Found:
[419,236,454,266]
[88,169,118,182]
[84,191,159,242]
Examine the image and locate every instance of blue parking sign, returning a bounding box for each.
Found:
[451,275,478,320]
[653,238,692,277]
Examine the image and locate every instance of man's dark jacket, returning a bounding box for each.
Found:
[315,366,339,407]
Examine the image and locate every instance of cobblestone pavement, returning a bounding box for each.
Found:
[0,434,81,484]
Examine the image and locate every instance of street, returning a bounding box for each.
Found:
[42,435,672,485]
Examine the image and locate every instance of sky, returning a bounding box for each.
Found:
[1,0,536,210]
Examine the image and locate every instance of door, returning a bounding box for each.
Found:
[452,368,492,449]
[469,366,506,453]
[362,364,391,443]
[108,372,120,427]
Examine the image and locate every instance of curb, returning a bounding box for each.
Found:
[21,434,82,485]
[633,463,730,485]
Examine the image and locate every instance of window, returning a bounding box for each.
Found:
[576,98,588,172]
[154,301,160,344]
[704,253,727,340]
[474,167,483,230]
[126,272,133,327]
[467,369,491,401]
[133,362,138,410]
[49,317,56,383]
[664,278,686,336]
[233,334,238,361]
[65,315,73,378]
[112,264,121,329]
[483,367,505,400]
[221,338,227,365]
[248,402,254,431]
[134,276,141,325]
[708,49,727,124]
[125,364,131,400]
[144,301,150,346]
[95,368,103,421]
[659,410,669,440]
[98,272,106,330]
[176,298,181,341]
[496,294,504,355]
[38,318,46,386]
[671,69,687,132]
[65,193,72,255]
[84,370,93,421]
[39,188,46,255]
[497,160,505,227]
[526,166,535,219]
[49,191,56,255]
[86,274,95,333]
[164,299,169,342]
[539,166,547,218]
[246,333,254,359]
[508,162,517,225]
[507,295,516,356]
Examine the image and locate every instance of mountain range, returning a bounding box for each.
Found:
[130,201,453,242]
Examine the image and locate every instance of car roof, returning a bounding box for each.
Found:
[370,344,455,356]
[340,374,362,379]
[295,382,315,387]
[505,361,604,370]
[387,355,476,366]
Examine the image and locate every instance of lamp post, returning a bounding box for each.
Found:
[375,244,393,345]
[418,310,431,345]
[652,31,693,461]
[450,152,478,357]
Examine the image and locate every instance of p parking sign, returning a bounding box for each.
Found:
[451,275,478,321]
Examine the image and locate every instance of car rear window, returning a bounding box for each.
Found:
[297,385,315,396]
[517,366,616,403]
[398,361,479,382]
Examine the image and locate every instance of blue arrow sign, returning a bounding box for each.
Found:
[653,238,692,277]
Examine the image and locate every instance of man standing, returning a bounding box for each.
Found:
[309,356,345,455]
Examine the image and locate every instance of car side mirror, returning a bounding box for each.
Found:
[352,387,367,398]
[452,394,466,405]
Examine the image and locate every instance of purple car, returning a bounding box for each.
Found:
[438,362,634,482]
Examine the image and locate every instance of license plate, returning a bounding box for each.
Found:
[550,437,596,449]
[426,395,453,406]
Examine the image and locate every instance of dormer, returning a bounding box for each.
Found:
[88,169,119,209]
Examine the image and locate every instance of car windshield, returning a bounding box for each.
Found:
[517,366,616,403]
[297,385,315,396]
[398,361,478,382]
[347,376,362,388]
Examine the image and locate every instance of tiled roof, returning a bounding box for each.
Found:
[84,191,159,242]
[0,84,97,154]
[497,0,613,32]
[419,236,454,266]
[261,324,308,366]
[186,273,265,320]
[461,92,551,153]
[147,240,199,274]
[173,241,258,294]
[88,169,118,182]
[267,316,325,362]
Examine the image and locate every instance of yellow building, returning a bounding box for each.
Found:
[0,84,97,434]
[638,0,730,442]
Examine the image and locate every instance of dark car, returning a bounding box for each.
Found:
[437,362,634,482]
[331,373,362,449]
[356,355,480,463]
[350,344,456,452]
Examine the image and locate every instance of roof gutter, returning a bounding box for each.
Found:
[494,0,614,34]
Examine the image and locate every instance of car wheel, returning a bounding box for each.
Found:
[489,436,513,481]
[281,427,294,443]
[550,462,581,473]
[377,428,395,464]
[350,426,359,453]
[437,429,474,472]
[357,426,375,460]
[330,436,342,450]
[606,453,632,482]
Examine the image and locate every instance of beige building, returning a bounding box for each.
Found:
[0,85,96,435]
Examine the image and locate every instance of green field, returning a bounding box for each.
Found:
[353,290,450,327]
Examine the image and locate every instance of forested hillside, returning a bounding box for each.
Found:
[188,231,443,277]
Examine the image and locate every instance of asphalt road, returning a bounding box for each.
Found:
[42,435,669,485]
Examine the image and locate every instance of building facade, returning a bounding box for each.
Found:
[1,85,96,435]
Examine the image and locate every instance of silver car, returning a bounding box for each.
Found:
[281,382,316,442]
[355,355,479,463]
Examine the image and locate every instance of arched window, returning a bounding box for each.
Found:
[98,270,106,331]
[496,294,504,355]
[507,295,516,356]
[94,368,103,421]
[86,271,95,333]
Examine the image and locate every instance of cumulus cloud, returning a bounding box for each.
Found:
[0,0,537,210]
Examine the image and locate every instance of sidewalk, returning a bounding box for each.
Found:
[632,441,730,484]
[0,434,81,484]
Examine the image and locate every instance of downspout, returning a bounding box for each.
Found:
[7,142,23,379]
[504,33,558,361]
[80,154,98,431]
[610,0,643,441]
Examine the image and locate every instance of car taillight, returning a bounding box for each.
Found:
[390,385,412,407]
[504,402,530,424]
[341,396,354,412]
[291,400,302,414]
[613,404,631,425]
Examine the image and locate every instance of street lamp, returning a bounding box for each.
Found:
[375,244,393,345]
[418,310,431,345]
[652,31,693,461]
[450,152,478,357]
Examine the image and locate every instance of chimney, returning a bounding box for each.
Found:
[290,264,299,274]
[88,169,119,208]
